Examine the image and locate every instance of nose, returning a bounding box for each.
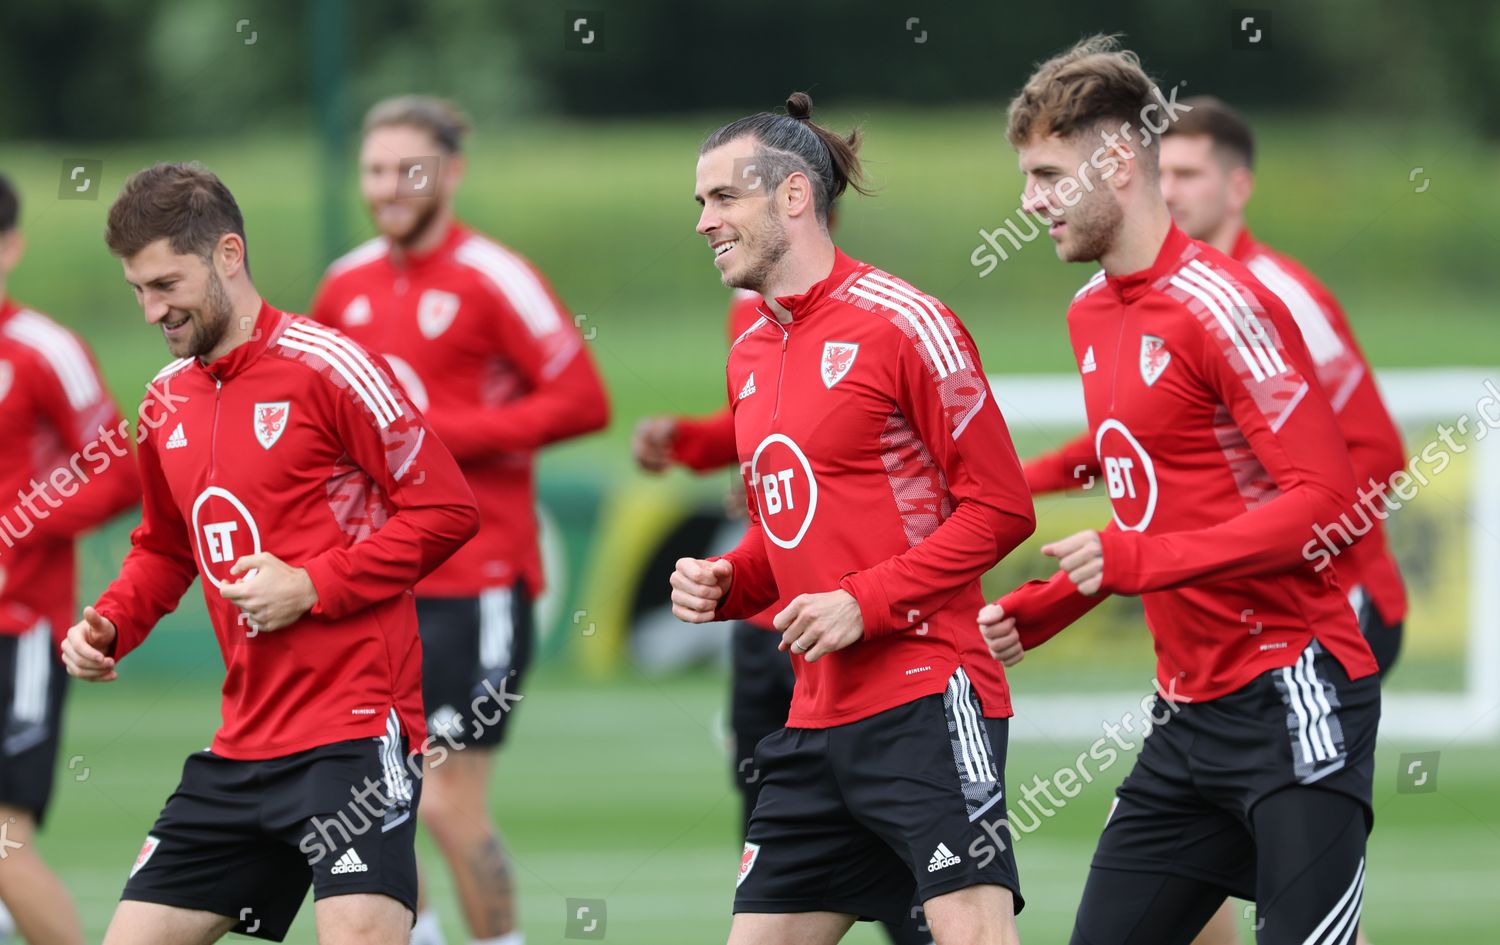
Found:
[696,205,719,237]
[143,294,172,325]
[1020,183,1051,217]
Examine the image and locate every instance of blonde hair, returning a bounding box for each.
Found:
[1006,35,1159,154]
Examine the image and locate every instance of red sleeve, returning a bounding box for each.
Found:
[1099,288,1356,594]
[1021,430,1099,495]
[94,421,198,662]
[1314,290,1406,492]
[424,268,609,460]
[669,404,738,472]
[837,318,1036,638]
[711,516,780,621]
[300,356,480,619]
[307,278,337,327]
[24,342,140,539]
[1000,568,1110,651]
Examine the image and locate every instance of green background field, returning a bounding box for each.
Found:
[2,112,1497,941]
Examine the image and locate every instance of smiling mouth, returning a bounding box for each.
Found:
[163,315,190,331]
[713,240,739,258]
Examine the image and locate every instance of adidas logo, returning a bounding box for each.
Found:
[1080,346,1097,375]
[738,371,758,401]
[165,423,188,450]
[927,842,962,873]
[330,848,369,875]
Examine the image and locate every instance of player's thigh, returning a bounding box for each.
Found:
[1070,866,1229,945]
[315,892,413,945]
[102,901,236,945]
[419,742,493,821]
[726,910,855,945]
[922,884,1018,945]
[1249,787,1368,945]
[1187,900,1244,945]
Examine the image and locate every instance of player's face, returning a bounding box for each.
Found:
[1018,134,1123,264]
[122,239,235,360]
[694,140,789,292]
[1160,135,1231,241]
[360,125,452,246]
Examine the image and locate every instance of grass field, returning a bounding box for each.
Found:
[3,110,1497,941]
[42,669,1500,943]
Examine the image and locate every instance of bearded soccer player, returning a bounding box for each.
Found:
[0,174,141,945]
[310,96,609,945]
[672,93,1036,945]
[980,38,1381,945]
[61,163,479,945]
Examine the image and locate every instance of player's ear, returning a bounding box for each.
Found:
[215,232,248,280]
[782,170,814,219]
[1228,165,1253,212]
[444,153,467,193]
[0,230,24,273]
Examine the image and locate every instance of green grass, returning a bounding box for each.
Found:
[42,669,1500,943]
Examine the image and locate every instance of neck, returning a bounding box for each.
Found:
[391,207,453,262]
[202,280,266,363]
[1204,216,1245,255]
[1100,195,1173,277]
[761,238,836,324]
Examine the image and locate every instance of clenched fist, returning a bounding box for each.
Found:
[670,557,733,623]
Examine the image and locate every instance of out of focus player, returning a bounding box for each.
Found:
[673,92,1036,945]
[0,174,140,945]
[310,96,610,945]
[62,162,479,945]
[983,38,1381,945]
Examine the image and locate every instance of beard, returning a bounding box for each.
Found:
[724,205,790,293]
[389,197,444,249]
[181,267,235,360]
[1059,188,1125,263]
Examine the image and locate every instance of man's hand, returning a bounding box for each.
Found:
[978,601,1023,666]
[1043,529,1104,595]
[61,606,118,681]
[632,416,677,473]
[774,590,863,663]
[670,557,733,623]
[221,552,319,633]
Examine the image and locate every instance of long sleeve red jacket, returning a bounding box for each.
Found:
[711,249,1036,728]
[0,299,141,641]
[1022,228,1408,624]
[310,222,608,597]
[1002,226,1379,702]
[94,302,479,760]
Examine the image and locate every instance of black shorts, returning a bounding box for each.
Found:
[121,713,420,943]
[1093,641,1380,898]
[729,621,796,833]
[417,584,534,750]
[1351,584,1403,678]
[735,668,1023,925]
[0,621,68,825]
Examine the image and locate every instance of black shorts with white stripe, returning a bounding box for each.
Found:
[0,620,68,825]
[1087,640,1379,904]
[120,713,420,943]
[734,668,1023,926]
[416,583,534,750]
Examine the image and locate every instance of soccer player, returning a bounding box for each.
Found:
[981,38,1382,945]
[309,96,609,945]
[61,162,479,945]
[0,174,141,945]
[672,93,1036,945]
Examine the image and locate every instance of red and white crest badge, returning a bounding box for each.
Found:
[1140,335,1171,387]
[737,841,761,887]
[417,289,461,339]
[130,835,160,878]
[254,401,291,450]
[821,341,859,389]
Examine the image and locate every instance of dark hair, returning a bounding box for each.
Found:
[364,95,470,154]
[0,174,17,234]
[1007,34,1160,165]
[1161,96,1255,170]
[104,162,249,271]
[700,91,871,223]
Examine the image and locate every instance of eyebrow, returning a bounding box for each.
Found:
[694,184,737,205]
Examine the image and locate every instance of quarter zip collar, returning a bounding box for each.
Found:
[1105,223,1194,304]
[197,299,285,383]
[768,247,863,323]
[390,221,467,272]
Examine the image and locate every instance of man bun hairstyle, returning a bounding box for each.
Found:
[701,91,872,223]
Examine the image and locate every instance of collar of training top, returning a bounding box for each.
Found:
[769,246,862,322]
[1229,225,1260,263]
[390,219,469,271]
[0,296,16,326]
[197,298,284,381]
[1104,222,1193,304]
